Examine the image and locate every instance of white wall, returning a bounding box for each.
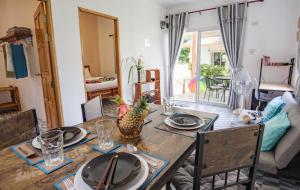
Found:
[97,17,116,78]
[168,0,299,85]
[79,11,101,77]
[0,0,46,120]
[50,0,166,125]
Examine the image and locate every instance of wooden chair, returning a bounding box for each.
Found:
[0,109,38,150]
[171,124,264,190]
[81,95,104,122]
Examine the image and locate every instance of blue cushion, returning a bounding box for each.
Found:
[262,96,284,123]
[261,110,291,151]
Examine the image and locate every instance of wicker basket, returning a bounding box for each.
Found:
[117,118,144,139]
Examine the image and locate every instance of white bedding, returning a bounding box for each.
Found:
[86,79,118,92]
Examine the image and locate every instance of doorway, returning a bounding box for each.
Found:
[0,0,62,128]
[78,8,122,101]
[173,29,231,106]
[34,1,62,128]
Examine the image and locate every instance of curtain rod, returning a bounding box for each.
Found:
[167,0,264,17]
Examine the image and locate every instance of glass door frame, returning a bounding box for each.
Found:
[193,26,220,103]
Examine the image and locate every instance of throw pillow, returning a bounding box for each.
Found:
[261,110,291,152]
[262,96,284,123]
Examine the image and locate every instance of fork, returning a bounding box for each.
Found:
[63,177,75,190]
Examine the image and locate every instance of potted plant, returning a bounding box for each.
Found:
[125,56,144,83]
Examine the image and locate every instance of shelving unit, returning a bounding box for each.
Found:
[258,57,294,92]
[0,86,21,113]
[0,27,32,45]
[134,69,161,104]
[251,57,295,110]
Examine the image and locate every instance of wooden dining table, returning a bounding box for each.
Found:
[0,105,218,190]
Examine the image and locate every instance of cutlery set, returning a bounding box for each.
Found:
[96,154,119,190]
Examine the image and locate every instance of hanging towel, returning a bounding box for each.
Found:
[4,43,15,72]
[1,44,15,78]
[22,42,36,77]
[10,44,28,79]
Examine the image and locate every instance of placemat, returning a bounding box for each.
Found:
[54,145,169,190]
[53,173,76,190]
[35,156,73,174]
[155,117,213,138]
[11,132,97,165]
[64,133,97,152]
[92,143,121,154]
[115,145,169,190]
[10,143,43,165]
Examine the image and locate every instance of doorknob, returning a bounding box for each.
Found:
[35,73,42,77]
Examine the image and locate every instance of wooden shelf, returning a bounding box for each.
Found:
[0,102,18,109]
[259,83,294,92]
[134,69,161,104]
[137,80,160,85]
[0,86,21,112]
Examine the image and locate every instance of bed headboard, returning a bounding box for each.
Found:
[84,65,91,72]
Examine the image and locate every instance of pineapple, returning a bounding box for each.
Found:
[117,96,149,138]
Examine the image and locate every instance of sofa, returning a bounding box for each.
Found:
[258,92,300,180]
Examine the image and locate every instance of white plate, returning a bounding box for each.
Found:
[74,154,149,190]
[32,127,87,149]
[164,117,205,130]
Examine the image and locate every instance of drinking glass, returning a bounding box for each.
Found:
[96,119,114,150]
[38,119,48,135]
[38,130,64,167]
[163,97,174,116]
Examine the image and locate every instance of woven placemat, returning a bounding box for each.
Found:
[155,117,213,138]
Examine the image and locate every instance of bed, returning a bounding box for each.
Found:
[84,66,119,100]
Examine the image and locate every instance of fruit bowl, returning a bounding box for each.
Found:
[117,117,144,139]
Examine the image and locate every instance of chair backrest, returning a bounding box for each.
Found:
[193,124,264,190]
[81,95,104,122]
[204,77,211,88]
[0,109,38,150]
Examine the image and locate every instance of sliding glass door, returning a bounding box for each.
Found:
[172,32,198,102]
[173,29,230,105]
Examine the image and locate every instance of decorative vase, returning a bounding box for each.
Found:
[137,70,141,83]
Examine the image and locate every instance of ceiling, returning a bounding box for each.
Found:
[154,0,201,7]
[154,0,241,8]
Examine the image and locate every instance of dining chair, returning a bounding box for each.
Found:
[0,109,38,150]
[171,124,264,190]
[81,95,104,122]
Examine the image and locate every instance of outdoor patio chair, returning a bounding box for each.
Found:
[204,77,224,101]
[171,124,264,190]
